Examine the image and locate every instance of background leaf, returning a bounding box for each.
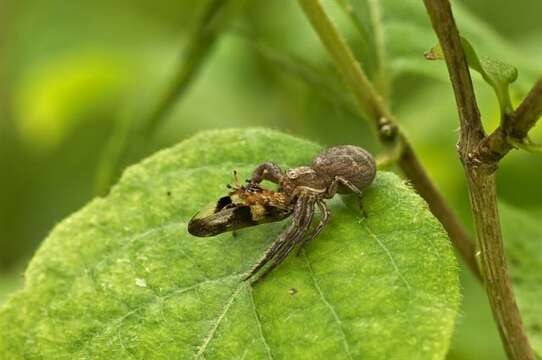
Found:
[501,204,542,357]
[359,0,539,92]
[425,36,518,116]
[0,128,459,359]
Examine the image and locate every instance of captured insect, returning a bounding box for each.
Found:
[187,174,292,237]
[188,145,376,283]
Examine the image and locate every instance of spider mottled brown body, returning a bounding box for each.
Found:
[188,145,376,283]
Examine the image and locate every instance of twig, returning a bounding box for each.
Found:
[296,0,481,280]
[366,0,388,97]
[422,0,535,358]
[477,78,542,164]
[509,79,542,134]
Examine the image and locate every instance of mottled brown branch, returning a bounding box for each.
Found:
[296,0,481,280]
[423,0,535,359]
[477,79,542,164]
[423,0,484,158]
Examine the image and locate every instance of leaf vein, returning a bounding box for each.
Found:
[195,283,244,358]
[247,285,274,360]
[303,251,354,360]
[85,273,244,348]
[365,224,412,292]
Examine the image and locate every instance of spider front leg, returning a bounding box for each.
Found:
[253,197,316,282]
[248,162,284,186]
[296,199,330,255]
[243,193,315,283]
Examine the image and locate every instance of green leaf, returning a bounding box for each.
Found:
[425,36,518,117]
[353,0,539,90]
[236,35,361,120]
[501,204,542,357]
[0,128,459,359]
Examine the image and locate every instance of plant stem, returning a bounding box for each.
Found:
[477,78,542,165]
[296,0,481,280]
[510,79,542,133]
[367,0,388,97]
[299,0,388,124]
[335,0,388,97]
[422,0,534,358]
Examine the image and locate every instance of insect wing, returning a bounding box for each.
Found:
[188,194,291,237]
[188,195,239,236]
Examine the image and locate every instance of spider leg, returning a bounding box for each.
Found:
[325,176,363,198]
[296,199,330,256]
[242,196,307,281]
[242,221,302,282]
[249,162,284,186]
[243,193,314,282]
[336,176,363,195]
[251,195,316,283]
[326,176,369,219]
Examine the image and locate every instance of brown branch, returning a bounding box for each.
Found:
[477,79,542,164]
[296,0,481,280]
[510,79,542,134]
[423,0,484,157]
[423,0,535,359]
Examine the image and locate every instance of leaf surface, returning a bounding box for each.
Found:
[0,128,459,359]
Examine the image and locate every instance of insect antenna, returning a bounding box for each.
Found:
[233,170,242,189]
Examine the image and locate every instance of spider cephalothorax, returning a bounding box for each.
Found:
[188,145,376,283]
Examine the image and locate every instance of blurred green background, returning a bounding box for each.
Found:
[1,0,541,358]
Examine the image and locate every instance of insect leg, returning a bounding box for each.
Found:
[249,162,284,185]
[296,199,330,255]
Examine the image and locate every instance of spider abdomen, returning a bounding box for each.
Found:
[312,145,376,194]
